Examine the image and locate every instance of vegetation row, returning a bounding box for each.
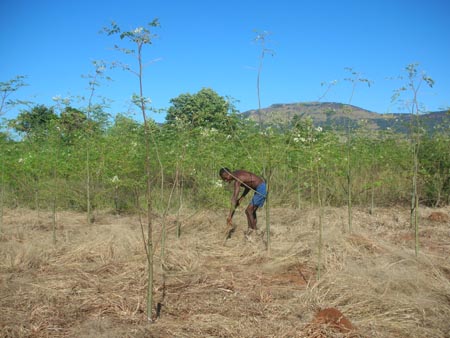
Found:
[1,96,449,215]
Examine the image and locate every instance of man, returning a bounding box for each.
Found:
[219,168,266,232]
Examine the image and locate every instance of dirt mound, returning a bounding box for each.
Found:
[427,211,449,223]
[313,307,355,332]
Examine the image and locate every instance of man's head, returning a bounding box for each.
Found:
[219,167,232,182]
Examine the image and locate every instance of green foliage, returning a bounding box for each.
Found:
[9,105,58,137]
[165,88,238,131]
[1,111,450,211]
[420,133,450,206]
[0,66,448,216]
[59,107,87,144]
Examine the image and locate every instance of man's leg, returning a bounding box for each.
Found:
[245,205,258,230]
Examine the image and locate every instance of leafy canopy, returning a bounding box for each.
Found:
[165,88,237,131]
[9,104,57,137]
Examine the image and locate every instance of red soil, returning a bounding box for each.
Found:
[313,307,355,333]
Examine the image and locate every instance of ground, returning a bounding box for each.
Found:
[1,205,449,337]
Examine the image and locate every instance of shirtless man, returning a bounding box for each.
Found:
[219,168,267,232]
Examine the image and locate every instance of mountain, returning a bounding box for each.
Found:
[241,102,449,132]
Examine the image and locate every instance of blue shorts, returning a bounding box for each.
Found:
[250,182,266,208]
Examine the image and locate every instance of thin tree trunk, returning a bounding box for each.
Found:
[316,164,323,280]
[52,158,57,245]
[265,178,271,253]
[255,33,272,254]
[135,42,154,322]
[86,147,91,224]
[413,141,420,256]
[297,166,301,209]
[369,146,375,215]
[34,179,40,223]
[347,123,353,233]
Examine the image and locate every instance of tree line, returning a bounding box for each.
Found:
[1,86,449,217]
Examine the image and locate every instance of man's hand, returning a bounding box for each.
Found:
[224,215,236,242]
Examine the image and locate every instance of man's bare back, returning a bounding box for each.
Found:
[228,170,264,190]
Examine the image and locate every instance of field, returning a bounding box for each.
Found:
[1,206,450,338]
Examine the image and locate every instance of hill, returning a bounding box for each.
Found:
[241,102,449,132]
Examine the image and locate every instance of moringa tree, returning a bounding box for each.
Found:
[103,19,161,322]
[343,68,372,233]
[81,60,110,224]
[0,75,29,233]
[254,30,274,253]
[392,63,434,256]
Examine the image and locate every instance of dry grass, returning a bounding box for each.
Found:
[1,206,449,337]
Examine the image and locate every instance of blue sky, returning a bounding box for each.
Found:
[1,0,449,123]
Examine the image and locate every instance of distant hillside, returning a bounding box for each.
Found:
[241,102,449,132]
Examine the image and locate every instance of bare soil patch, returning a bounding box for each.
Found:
[1,206,450,337]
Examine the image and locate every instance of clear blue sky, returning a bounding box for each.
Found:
[1,0,449,123]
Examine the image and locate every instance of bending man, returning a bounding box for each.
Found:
[219,168,267,231]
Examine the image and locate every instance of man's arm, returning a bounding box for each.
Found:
[239,187,250,204]
[231,180,241,208]
[228,181,242,222]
